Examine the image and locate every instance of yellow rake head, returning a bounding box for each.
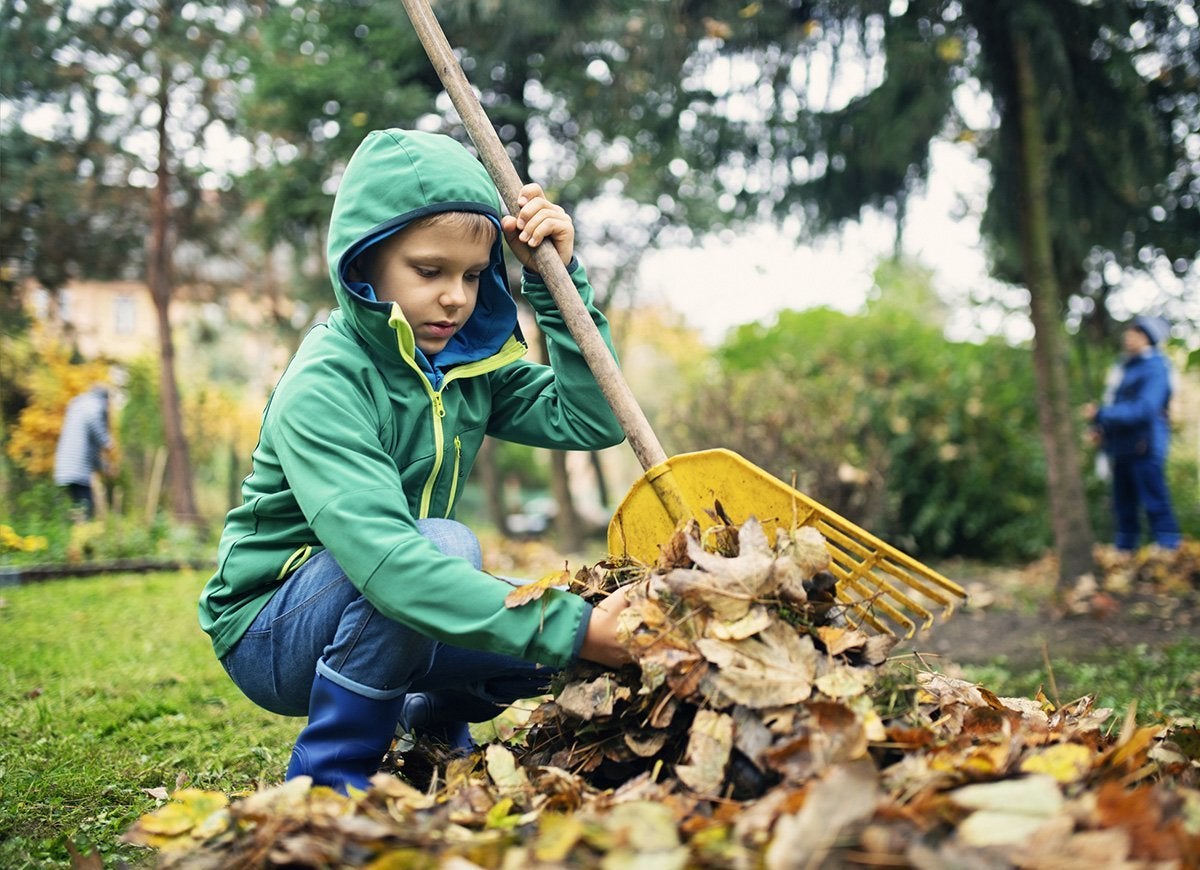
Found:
[608,448,967,638]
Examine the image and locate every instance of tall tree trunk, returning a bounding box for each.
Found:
[475,437,510,536]
[589,450,610,514]
[1012,30,1094,589]
[549,449,582,552]
[148,56,199,524]
[531,328,583,551]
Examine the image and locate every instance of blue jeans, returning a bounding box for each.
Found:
[1111,454,1181,551]
[220,519,553,720]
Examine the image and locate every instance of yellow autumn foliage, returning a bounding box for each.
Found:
[5,326,116,476]
[184,384,262,466]
[0,524,48,554]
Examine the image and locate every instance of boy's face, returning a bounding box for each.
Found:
[369,222,493,355]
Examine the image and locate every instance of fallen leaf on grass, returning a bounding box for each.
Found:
[122,788,230,850]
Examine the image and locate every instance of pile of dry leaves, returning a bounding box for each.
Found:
[127,518,1200,868]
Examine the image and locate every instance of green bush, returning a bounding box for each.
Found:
[0,479,215,568]
[1,481,77,564]
[666,298,1051,562]
[1167,455,1199,540]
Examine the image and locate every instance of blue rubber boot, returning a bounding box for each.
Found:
[398,692,478,752]
[286,672,405,794]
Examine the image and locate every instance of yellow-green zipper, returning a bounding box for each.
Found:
[389,306,525,517]
[447,435,463,512]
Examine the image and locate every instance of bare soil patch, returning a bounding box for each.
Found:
[898,547,1200,671]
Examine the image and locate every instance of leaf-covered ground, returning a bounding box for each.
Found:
[126,527,1200,868]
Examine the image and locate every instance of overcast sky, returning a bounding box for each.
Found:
[636,139,1199,350]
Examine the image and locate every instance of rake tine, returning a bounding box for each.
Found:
[815,517,965,600]
[813,520,965,617]
[829,567,923,637]
[824,543,937,629]
[839,591,916,638]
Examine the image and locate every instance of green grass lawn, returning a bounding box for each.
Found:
[959,643,1200,724]
[0,571,297,869]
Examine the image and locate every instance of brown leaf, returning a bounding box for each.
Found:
[707,605,772,641]
[696,623,818,708]
[556,673,631,720]
[763,701,868,783]
[65,840,102,870]
[505,565,570,609]
[763,759,881,868]
[675,710,734,797]
[815,626,870,657]
[814,662,875,699]
[855,633,898,666]
[624,727,671,758]
[655,526,694,570]
[666,518,779,621]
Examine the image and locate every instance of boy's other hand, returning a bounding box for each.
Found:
[501,183,574,272]
[578,584,634,669]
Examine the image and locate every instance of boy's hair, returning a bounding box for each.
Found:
[407,210,496,243]
[349,210,496,283]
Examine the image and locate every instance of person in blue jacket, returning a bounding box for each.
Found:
[1084,315,1182,553]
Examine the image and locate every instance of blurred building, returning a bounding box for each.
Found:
[19,278,302,407]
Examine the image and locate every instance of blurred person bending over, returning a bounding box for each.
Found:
[53,384,113,520]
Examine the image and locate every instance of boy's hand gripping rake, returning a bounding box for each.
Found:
[401,0,967,637]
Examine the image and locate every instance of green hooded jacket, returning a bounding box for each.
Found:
[198,129,625,667]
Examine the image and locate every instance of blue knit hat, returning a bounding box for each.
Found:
[1132,315,1169,346]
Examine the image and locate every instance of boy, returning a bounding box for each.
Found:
[199,128,631,793]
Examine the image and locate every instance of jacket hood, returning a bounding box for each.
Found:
[326,128,519,371]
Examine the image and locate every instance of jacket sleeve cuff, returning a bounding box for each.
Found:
[572,599,594,658]
[523,256,580,285]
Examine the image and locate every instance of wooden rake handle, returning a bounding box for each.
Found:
[402,0,689,523]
